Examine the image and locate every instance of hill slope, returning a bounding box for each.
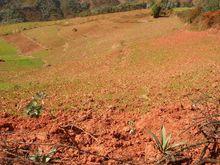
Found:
[0,9,219,164]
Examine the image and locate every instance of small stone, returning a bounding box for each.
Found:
[72,28,78,32]
[123,126,130,132]
[0,59,6,63]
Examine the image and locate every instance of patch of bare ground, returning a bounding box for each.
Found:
[151,29,220,48]
[2,33,44,55]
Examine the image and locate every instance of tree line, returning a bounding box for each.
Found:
[0,0,145,23]
[0,0,219,24]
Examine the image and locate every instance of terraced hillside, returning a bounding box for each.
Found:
[0,9,219,164]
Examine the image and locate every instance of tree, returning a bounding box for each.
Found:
[151,0,171,18]
[0,0,24,23]
[67,0,82,13]
[36,0,63,20]
[81,2,90,11]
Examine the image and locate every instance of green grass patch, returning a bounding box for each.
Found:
[31,50,49,58]
[0,21,59,36]
[0,38,17,57]
[0,39,43,70]
[172,7,194,14]
[7,58,43,69]
[0,82,14,90]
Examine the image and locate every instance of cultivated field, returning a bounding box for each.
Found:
[0,9,219,164]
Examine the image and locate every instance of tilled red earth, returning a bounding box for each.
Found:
[0,101,219,164]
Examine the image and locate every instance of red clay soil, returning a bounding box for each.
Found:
[201,10,220,29]
[3,33,43,55]
[0,101,219,164]
[0,12,219,164]
[151,30,210,48]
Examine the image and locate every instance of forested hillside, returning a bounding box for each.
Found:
[0,0,148,23]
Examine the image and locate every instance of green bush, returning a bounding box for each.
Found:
[150,0,179,18]
[151,4,161,18]
[194,0,220,12]
[202,0,220,12]
[25,92,46,118]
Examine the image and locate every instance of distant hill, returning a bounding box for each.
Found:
[0,0,148,23]
[0,0,194,23]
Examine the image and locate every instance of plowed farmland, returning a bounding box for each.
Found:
[0,9,219,164]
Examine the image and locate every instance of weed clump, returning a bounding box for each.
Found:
[29,148,57,164]
[148,126,187,164]
[25,92,46,118]
[148,126,185,154]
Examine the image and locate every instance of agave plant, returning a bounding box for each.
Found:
[25,92,46,118]
[29,148,57,164]
[148,126,185,154]
[26,99,43,117]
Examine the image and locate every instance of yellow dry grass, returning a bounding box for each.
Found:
[0,9,219,113]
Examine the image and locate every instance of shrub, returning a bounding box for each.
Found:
[150,0,177,18]
[25,92,46,118]
[194,0,220,12]
[26,99,43,118]
[151,4,162,18]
